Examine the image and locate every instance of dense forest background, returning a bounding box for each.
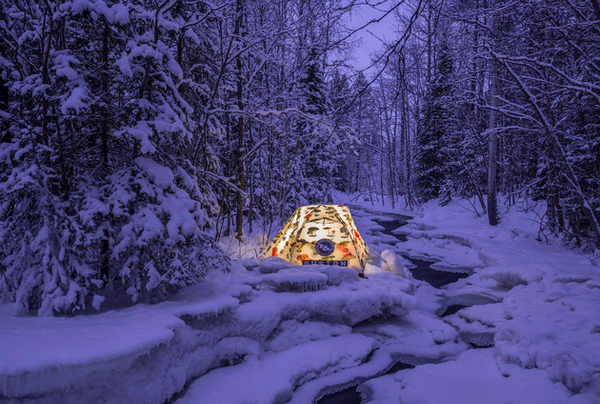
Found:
[1,0,599,315]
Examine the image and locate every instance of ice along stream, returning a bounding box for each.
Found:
[317,210,473,404]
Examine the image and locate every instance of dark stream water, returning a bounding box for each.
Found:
[317,215,469,404]
[406,257,469,288]
[373,218,469,288]
[317,386,361,404]
[373,218,409,242]
[317,362,415,404]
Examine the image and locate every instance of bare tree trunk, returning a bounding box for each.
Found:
[0,41,8,143]
[235,0,245,241]
[224,115,232,237]
[248,125,254,235]
[100,20,110,281]
[487,57,499,226]
[41,7,53,153]
[426,3,432,84]
[380,130,385,205]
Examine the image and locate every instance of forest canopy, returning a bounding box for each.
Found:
[1,0,599,315]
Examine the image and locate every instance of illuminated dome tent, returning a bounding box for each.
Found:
[262,204,369,272]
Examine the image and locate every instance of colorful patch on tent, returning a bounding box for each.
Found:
[315,239,335,256]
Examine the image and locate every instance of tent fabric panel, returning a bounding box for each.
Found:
[262,204,369,271]
[264,208,301,260]
[289,219,361,269]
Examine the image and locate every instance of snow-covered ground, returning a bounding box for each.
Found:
[1,195,599,403]
[342,195,600,404]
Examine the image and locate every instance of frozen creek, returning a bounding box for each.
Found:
[318,207,491,404]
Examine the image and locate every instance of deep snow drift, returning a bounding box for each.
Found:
[1,196,599,404]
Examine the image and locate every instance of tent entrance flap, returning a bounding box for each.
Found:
[262,204,369,272]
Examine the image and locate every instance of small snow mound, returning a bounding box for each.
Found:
[377,349,573,404]
[261,269,329,292]
[267,320,351,352]
[255,256,295,274]
[315,266,359,285]
[552,274,591,284]
[380,249,411,278]
[479,266,544,289]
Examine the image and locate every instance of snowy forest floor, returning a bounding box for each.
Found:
[1,195,599,404]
